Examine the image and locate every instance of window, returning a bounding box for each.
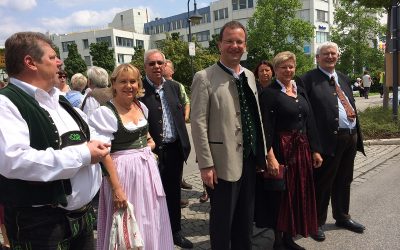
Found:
[297,10,310,21]
[117,54,125,63]
[193,30,210,42]
[116,36,134,47]
[84,56,91,66]
[248,0,253,8]
[240,0,246,9]
[214,8,228,21]
[61,41,75,52]
[136,39,144,48]
[316,10,328,23]
[82,39,89,49]
[96,36,112,47]
[316,31,328,43]
[232,0,238,10]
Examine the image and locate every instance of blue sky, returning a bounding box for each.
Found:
[0,0,214,46]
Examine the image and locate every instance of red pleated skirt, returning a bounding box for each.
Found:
[276,131,318,237]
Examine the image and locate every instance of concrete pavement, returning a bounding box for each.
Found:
[179,142,400,250]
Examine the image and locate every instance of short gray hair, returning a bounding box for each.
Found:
[316,42,339,56]
[144,49,166,64]
[87,66,109,88]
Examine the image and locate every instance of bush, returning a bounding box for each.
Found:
[359,106,400,140]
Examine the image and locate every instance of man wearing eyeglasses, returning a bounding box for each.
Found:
[139,49,193,249]
[300,41,366,242]
[191,21,267,250]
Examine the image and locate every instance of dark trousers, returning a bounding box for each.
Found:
[207,156,256,250]
[4,204,95,250]
[158,140,184,233]
[363,87,370,99]
[314,133,357,226]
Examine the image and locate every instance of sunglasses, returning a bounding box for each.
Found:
[147,61,165,67]
[58,75,67,79]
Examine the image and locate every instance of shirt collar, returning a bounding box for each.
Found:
[146,76,166,90]
[276,79,298,94]
[318,66,338,81]
[9,77,59,100]
[219,61,244,79]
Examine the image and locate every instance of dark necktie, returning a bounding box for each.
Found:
[330,76,356,121]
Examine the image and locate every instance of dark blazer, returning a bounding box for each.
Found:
[259,79,321,161]
[140,78,191,161]
[299,68,365,156]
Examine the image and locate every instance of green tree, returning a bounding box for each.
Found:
[156,32,219,91]
[89,42,115,74]
[246,0,315,74]
[130,46,146,76]
[331,1,384,76]
[207,34,220,55]
[63,43,87,78]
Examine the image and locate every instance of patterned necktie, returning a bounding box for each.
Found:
[331,76,356,121]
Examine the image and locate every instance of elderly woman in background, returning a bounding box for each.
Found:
[66,73,87,107]
[254,60,275,92]
[255,51,323,250]
[90,63,174,250]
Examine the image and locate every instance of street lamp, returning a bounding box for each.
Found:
[187,0,202,79]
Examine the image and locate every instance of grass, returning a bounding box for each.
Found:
[359,106,400,140]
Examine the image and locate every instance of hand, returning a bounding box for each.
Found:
[87,140,111,164]
[267,157,280,176]
[112,186,128,210]
[200,166,218,189]
[312,152,323,168]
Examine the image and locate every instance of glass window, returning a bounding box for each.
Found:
[136,39,144,48]
[61,41,75,52]
[316,10,328,22]
[96,36,112,47]
[232,0,238,10]
[82,39,89,49]
[316,31,328,43]
[116,37,134,47]
[118,54,124,63]
[224,8,229,19]
[84,56,91,66]
[214,10,219,21]
[248,0,253,8]
[240,0,246,9]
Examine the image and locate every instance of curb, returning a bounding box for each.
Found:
[364,138,400,146]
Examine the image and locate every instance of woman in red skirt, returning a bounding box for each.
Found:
[255,51,323,250]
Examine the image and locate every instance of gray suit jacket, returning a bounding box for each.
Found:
[191,63,267,182]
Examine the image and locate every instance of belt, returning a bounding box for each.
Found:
[12,202,92,215]
[338,127,357,135]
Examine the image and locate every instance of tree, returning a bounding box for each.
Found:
[156,32,219,91]
[63,43,87,78]
[130,46,146,76]
[89,42,115,74]
[246,0,315,74]
[207,34,220,55]
[331,0,385,77]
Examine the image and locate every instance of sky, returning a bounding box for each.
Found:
[0,0,214,46]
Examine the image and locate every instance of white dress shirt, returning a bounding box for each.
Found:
[0,78,102,210]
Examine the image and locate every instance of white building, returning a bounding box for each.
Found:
[144,0,338,55]
[50,0,338,67]
[50,9,151,67]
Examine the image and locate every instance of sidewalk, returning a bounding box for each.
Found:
[179,140,400,250]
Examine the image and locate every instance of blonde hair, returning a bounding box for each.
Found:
[110,64,145,98]
[70,73,87,92]
[272,51,297,70]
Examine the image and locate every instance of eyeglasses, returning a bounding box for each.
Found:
[222,40,246,46]
[147,61,165,67]
[58,75,67,79]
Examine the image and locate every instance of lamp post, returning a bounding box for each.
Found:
[391,0,399,121]
[187,0,202,79]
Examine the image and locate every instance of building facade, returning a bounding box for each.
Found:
[51,9,151,67]
[50,0,338,67]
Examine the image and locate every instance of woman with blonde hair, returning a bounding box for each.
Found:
[90,63,173,250]
[255,51,323,250]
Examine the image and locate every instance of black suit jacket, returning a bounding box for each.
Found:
[140,78,191,161]
[300,68,365,157]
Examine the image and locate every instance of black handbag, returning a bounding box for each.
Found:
[262,164,287,191]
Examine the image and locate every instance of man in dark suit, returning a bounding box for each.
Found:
[300,41,366,241]
[139,49,192,249]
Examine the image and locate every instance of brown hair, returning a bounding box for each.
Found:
[253,60,275,80]
[5,32,54,76]
[219,21,247,42]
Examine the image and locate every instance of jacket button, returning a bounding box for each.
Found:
[238,143,242,147]
[159,120,162,123]
[333,93,337,96]
[335,118,339,121]
[158,107,162,110]
[334,131,338,134]
[236,111,240,116]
